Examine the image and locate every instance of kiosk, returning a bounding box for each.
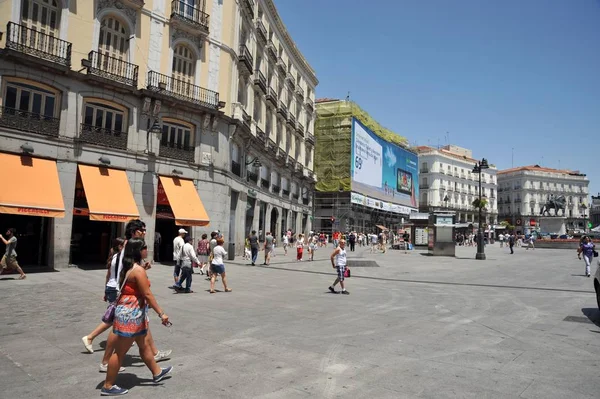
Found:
[428,212,456,256]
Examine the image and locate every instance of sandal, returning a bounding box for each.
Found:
[224,288,232,293]
[18,275,26,280]
[209,290,216,294]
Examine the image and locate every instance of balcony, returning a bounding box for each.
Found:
[306,133,315,146]
[256,126,266,142]
[421,184,430,189]
[254,70,267,94]
[277,56,287,74]
[231,160,242,177]
[285,73,295,89]
[295,162,303,173]
[255,20,267,45]
[0,107,60,137]
[267,138,277,154]
[84,51,139,87]
[302,197,310,205]
[159,143,195,162]
[286,113,296,128]
[272,185,281,194]
[282,189,290,197]
[147,71,220,109]
[266,40,277,60]
[240,0,255,18]
[247,171,258,184]
[305,98,314,113]
[296,86,304,99]
[296,122,305,136]
[292,193,300,200]
[266,87,278,107]
[260,178,270,190]
[170,0,209,36]
[420,167,429,173]
[5,22,72,69]
[277,100,288,119]
[238,44,253,76]
[121,0,145,8]
[79,123,128,150]
[440,169,446,175]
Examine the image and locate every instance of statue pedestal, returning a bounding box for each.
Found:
[538,217,566,235]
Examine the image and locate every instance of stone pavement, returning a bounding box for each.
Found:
[1,244,599,398]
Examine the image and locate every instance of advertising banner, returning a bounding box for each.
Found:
[351,118,418,208]
[350,192,415,215]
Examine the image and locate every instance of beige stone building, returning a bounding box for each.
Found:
[0,0,317,269]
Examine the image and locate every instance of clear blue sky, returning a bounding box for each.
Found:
[275,0,600,198]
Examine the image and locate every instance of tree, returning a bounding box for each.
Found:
[472,198,488,210]
[500,220,514,231]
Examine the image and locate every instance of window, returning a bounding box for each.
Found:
[421,162,428,171]
[295,137,301,160]
[4,81,57,118]
[161,120,193,150]
[172,44,196,83]
[305,147,312,167]
[253,93,261,123]
[21,0,60,36]
[99,16,129,61]
[83,101,125,133]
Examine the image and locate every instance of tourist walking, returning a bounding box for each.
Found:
[210,237,232,293]
[196,234,209,275]
[402,231,410,254]
[172,229,186,285]
[0,228,26,279]
[577,236,596,277]
[308,234,317,261]
[526,235,535,250]
[296,233,304,261]
[175,236,199,293]
[508,233,515,254]
[100,237,173,396]
[248,230,259,266]
[282,233,289,256]
[348,232,356,252]
[81,238,124,358]
[263,232,274,265]
[328,239,349,295]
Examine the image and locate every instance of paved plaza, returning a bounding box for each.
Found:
[1,244,599,398]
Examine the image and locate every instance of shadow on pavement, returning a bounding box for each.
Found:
[95,372,169,391]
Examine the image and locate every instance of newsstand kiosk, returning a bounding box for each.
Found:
[427,212,456,256]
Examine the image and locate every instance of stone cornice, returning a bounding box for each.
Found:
[262,0,318,87]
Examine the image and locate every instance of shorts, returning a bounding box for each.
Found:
[211,264,225,274]
[336,265,346,281]
[105,286,118,303]
[1,255,20,270]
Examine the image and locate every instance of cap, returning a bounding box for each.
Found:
[178,228,188,234]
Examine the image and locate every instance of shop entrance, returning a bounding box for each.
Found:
[270,207,278,237]
[70,214,119,265]
[155,179,188,263]
[0,214,50,268]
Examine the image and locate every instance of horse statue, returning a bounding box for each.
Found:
[540,195,566,216]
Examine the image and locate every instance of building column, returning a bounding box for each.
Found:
[51,161,77,268]
[274,206,282,241]
[264,202,272,236]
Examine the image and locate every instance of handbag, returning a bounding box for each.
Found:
[594,250,599,258]
[344,267,351,278]
[102,267,134,324]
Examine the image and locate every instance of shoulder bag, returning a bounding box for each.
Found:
[102,267,134,324]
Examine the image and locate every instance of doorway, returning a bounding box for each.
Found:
[70,215,119,265]
[270,207,278,237]
[0,214,50,268]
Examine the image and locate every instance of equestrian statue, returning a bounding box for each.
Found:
[539,195,566,216]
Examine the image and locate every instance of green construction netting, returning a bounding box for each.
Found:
[314,100,408,193]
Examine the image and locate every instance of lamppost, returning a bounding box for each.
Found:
[581,203,588,233]
[443,195,449,210]
[472,158,489,260]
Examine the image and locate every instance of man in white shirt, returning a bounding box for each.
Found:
[175,235,200,293]
[172,228,187,285]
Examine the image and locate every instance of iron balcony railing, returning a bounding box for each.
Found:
[241,0,255,16]
[255,20,267,43]
[272,185,281,194]
[260,178,270,189]
[306,133,315,145]
[277,56,286,73]
[0,106,60,137]
[247,171,259,183]
[238,44,253,74]
[266,40,277,60]
[282,189,290,196]
[159,143,195,162]
[79,123,128,150]
[421,168,429,173]
[277,100,288,119]
[292,193,299,200]
[231,161,242,177]
[266,87,277,106]
[6,22,72,67]
[287,113,296,127]
[305,98,314,112]
[302,197,310,205]
[296,122,304,137]
[170,0,210,34]
[296,85,304,98]
[254,70,267,93]
[85,51,139,87]
[147,71,220,109]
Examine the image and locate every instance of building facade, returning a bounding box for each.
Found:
[0,0,316,269]
[416,145,498,225]
[497,165,589,233]
[591,194,600,229]
[313,99,417,234]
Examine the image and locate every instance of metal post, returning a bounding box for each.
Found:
[476,164,486,260]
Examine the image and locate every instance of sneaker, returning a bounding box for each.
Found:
[587,274,591,277]
[100,385,128,396]
[99,363,125,373]
[341,290,350,295]
[81,336,93,353]
[154,349,172,362]
[328,286,336,294]
[153,365,173,383]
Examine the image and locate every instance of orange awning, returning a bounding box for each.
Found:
[159,176,210,226]
[0,153,65,217]
[78,165,139,222]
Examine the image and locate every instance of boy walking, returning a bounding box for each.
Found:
[0,228,26,279]
[328,239,349,295]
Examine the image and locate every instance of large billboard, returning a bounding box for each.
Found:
[351,118,418,210]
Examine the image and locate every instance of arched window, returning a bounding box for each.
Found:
[161,119,194,150]
[237,77,248,107]
[99,16,129,61]
[21,0,60,36]
[172,44,195,83]
[83,100,126,133]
